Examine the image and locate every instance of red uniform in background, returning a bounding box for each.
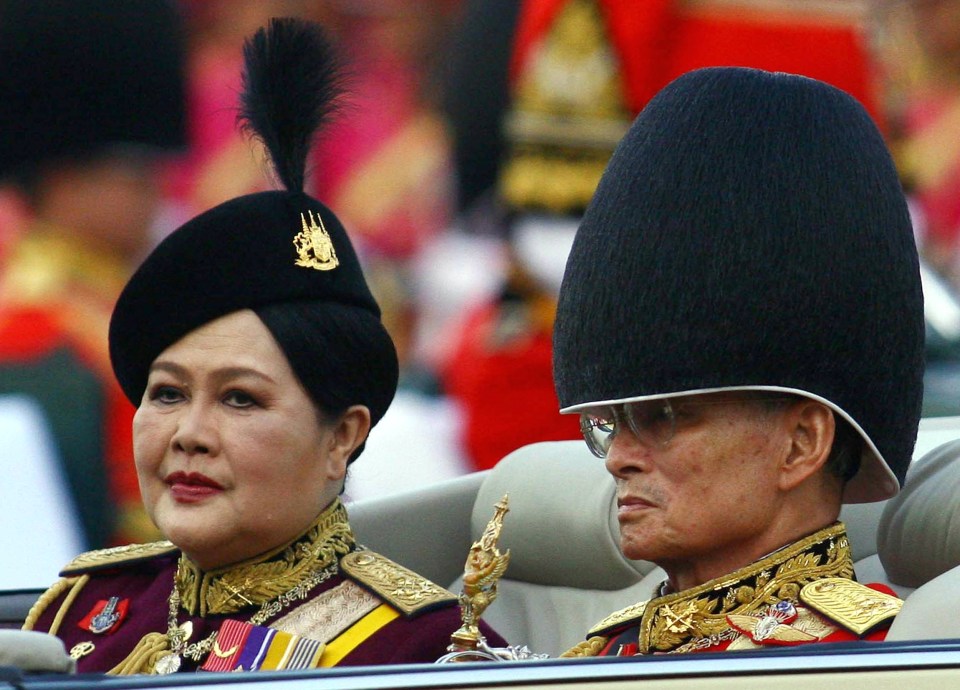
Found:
[440,0,884,472]
[0,230,156,548]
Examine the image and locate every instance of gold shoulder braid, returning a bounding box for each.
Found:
[800,577,901,635]
[112,500,356,675]
[60,541,178,576]
[587,600,648,638]
[588,522,854,654]
[340,551,456,617]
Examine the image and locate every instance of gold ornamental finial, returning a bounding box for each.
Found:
[448,494,511,655]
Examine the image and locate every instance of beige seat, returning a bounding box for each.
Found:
[348,470,487,588]
[0,630,74,673]
[453,441,661,656]
[458,441,911,655]
[880,438,960,640]
[347,417,960,656]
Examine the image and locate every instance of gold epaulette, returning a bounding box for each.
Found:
[586,600,648,638]
[60,541,178,576]
[800,578,903,636]
[340,550,456,618]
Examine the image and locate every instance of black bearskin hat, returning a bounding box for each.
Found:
[553,67,924,503]
[109,19,398,449]
[0,0,187,179]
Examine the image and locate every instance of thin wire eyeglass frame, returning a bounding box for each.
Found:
[579,395,796,459]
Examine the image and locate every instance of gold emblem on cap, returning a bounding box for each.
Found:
[294,210,339,271]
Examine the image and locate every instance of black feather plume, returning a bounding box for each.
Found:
[239,17,345,193]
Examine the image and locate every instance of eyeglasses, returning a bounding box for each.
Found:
[579,395,793,458]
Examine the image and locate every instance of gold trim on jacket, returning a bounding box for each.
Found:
[587,522,857,654]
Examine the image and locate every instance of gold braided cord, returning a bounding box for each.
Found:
[21,577,79,632]
[108,632,169,675]
[559,636,608,658]
[44,575,90,636]
[48,577,86,637]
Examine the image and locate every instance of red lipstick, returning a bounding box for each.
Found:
[165,471,223,502]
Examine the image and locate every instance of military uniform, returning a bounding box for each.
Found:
[0,0,186,548]
[562,524,901,658]
[0,227,156,548]
[24,500,502,674]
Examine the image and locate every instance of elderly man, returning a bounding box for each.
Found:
[553,67,924,656]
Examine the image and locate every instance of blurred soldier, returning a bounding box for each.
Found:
[554,67,923,656]
[437,0,882,472]
[872,0,960,286]
[0,0,188,547]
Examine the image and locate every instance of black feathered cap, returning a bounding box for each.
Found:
[109,19,398,435]
[0,0,187,178]
[553,67,924,503]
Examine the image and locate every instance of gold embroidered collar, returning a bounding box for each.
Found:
[591,522,854,654]
[175,500,356,617]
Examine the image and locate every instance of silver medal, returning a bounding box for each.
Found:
[155,652,181,675]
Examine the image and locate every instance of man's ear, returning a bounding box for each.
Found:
[777,400,834,492]
[324,405,371,481]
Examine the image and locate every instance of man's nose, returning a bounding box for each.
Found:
[604,432,651,477]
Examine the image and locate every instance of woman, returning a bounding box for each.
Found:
[23,18,504,674]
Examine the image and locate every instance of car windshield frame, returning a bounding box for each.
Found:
[5,639,960,690]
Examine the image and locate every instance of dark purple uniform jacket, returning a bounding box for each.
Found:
[25,534,506,674]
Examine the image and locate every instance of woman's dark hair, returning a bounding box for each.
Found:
[255,300,398,463]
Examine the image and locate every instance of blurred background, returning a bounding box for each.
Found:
[3,0,960,587]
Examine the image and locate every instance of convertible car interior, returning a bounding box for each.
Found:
[348,415,960,656]
[2,416,960,681]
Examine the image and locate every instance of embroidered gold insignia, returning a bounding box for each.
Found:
[293,211,339,271]
[800,578,902,635]
[340,551,456,616]
[176,500,354,616]
[662,600,698,634]
[585,523,855,653]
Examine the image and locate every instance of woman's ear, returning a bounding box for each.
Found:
[777,400,834,492]
[324,405,371,481]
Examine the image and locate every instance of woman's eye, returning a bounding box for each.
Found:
[223,390,257,408]
[151,386,183,404]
